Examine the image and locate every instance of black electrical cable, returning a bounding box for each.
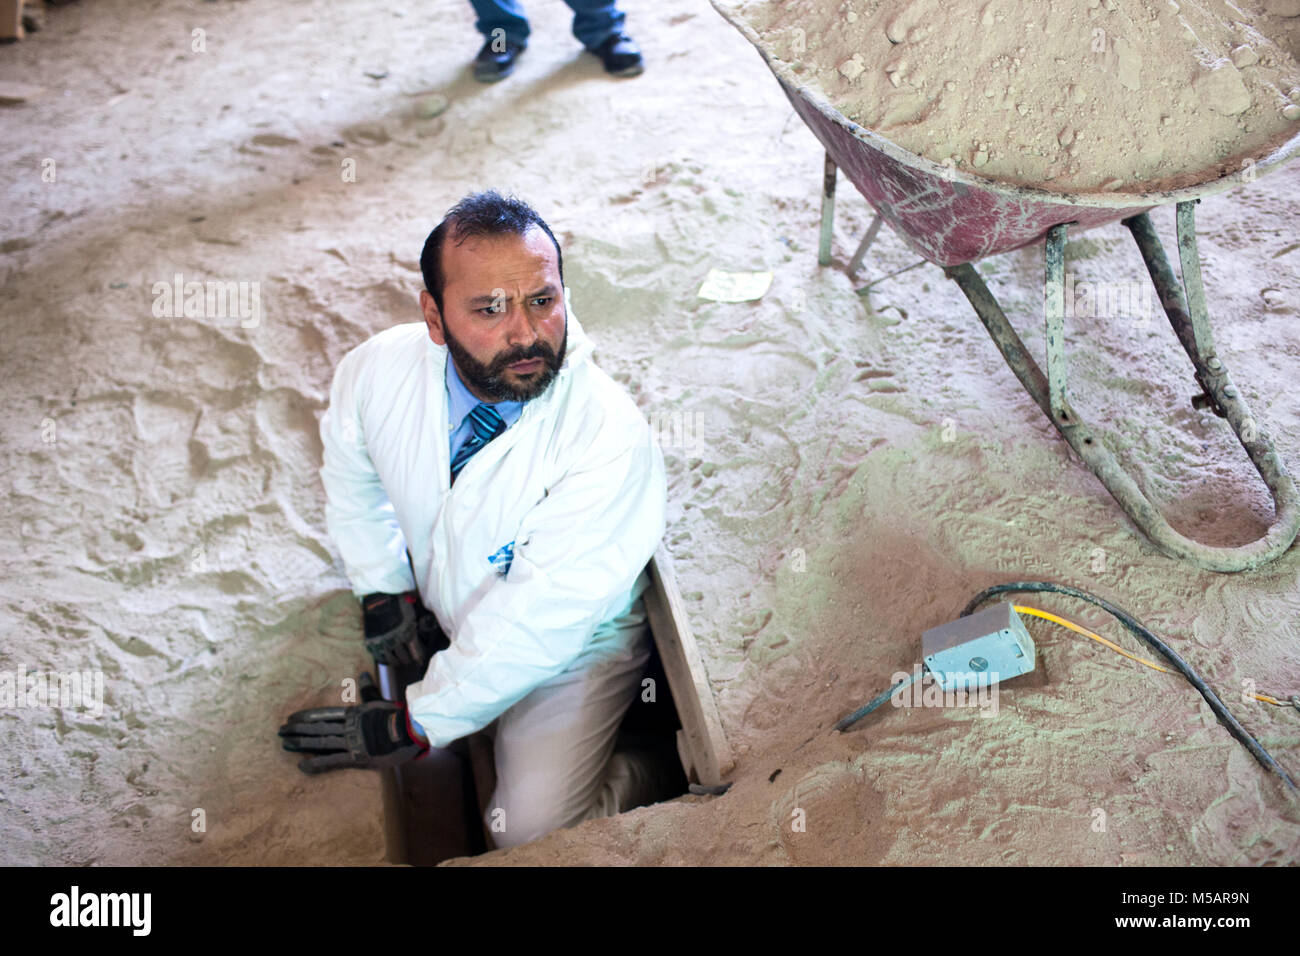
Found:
[834,669,921,732]
[963,581,1297,795]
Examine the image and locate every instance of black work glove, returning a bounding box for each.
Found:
[361,590,421,667]
[361,591,448,668]
[278,692,429,774]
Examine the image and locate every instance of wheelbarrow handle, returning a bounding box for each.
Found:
[945,204,1300,573]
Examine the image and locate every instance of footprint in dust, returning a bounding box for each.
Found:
[1260,287,1291,313]
[340,122,391,146]
[853,358,903,392]
[248,133,300,148]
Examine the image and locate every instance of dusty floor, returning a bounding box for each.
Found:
[2,0,1299,866]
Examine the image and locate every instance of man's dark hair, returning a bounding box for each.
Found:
[420,190,565,315]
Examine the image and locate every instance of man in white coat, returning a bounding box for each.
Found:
[279,191,668,849]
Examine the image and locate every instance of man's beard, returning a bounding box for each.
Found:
[443,318,567,402]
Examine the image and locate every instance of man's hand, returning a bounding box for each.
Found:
[278,697,429,774]
[362,591,421,666]
[361,591,449,669]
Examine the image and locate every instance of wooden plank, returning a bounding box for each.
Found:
[644,544,734,786]
[0,0,23,41]
[675,729,694,781]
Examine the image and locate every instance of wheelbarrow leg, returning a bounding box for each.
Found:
[848,215,883,279]
[853,257,929,294]
[815,159,924,289]
[944,208,1300,572]
[1128,202,1237,416]
[818,151,836,266]
[1043,222,1071,425]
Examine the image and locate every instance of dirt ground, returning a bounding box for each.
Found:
[2,0,1299,866]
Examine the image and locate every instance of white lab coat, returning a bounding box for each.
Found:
[319,311,667,748]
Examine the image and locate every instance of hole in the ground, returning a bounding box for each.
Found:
[380,548,728,865]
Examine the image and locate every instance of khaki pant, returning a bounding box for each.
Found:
[479,620,655,849]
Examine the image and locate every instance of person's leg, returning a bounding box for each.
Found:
[468,0,531,47]
[483,623,651,850]
[580,740,683,822]
[561,0,625,51]
[469,0,530,82]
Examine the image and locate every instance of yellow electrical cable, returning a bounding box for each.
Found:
[1253,693,1295,707]
[1012,604,1170,673]
[1011,604,1295,708]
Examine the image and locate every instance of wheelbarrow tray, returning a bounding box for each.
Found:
[712,0,1300,572]
[712,0,1300,267]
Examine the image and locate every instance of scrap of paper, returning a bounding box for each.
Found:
[697,269,773,302]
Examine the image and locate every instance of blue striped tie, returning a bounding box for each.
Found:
[450,403,508,483]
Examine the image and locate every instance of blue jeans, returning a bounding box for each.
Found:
[469,0,626,51]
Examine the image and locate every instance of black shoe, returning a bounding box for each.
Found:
[473,37,526,83]
[590,33,644,77]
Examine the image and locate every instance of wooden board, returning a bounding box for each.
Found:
[0,0,22,41]
[644,544,734,786]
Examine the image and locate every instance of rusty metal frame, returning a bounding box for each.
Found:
[942,202,1300,572]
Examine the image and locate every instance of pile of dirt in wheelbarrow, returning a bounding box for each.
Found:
[728,0,1300,192]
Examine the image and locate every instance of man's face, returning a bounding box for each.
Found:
[419,226,567,403]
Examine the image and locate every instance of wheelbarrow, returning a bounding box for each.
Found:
[712,0,1300,573]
